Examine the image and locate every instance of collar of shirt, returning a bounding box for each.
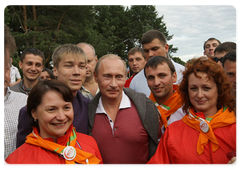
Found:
[96,90,131,114]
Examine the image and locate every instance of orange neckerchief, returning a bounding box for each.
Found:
[25,126,100,164]
[149,84,183,128]
[182,106,236,155]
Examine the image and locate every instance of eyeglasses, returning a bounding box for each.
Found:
[212,57,223,63]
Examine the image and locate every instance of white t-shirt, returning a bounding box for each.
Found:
[10,65,21,84]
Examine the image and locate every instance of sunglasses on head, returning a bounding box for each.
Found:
[212,57,223,63]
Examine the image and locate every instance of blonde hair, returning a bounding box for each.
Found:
[52,44,87,68]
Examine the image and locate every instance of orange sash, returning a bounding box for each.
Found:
[182,107,236,155]
[25,126,101,164]
[149,85,183,128]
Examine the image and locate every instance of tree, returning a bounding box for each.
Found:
[5,5,96,68]
[5,5,184,70]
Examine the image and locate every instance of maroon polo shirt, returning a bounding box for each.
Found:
[91,100,149,164]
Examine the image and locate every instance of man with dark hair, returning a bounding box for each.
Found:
[203,37,221,58]
[222,50,236,113]
[10,48,45,95]
[213,42,236,67]
[144,56,185,135]
[130,29,184,97]
[124,47,146,87]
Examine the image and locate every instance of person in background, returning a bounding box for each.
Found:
[10,48,45,95]
[16,44,90,148]
[203,37,221,59]
[148,56,236,164]
[88,54,159,164]
[2,22,17,89]
[222,50,236,113]
[9,56,21,86]
[77,42,99,99]
[6,80,102,164]
[124,47,146,88]
[213,42,236,67]
[144,56,185,135]
[130,29,184,97]
[40,67,55,80]
[1,56,27,162]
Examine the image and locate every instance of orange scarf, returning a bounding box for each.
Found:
[182,106,236,155]
[149,85,183,128]
[25,126,101,164]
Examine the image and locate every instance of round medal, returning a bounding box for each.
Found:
[199,120,209,133]
[63,146,76,161]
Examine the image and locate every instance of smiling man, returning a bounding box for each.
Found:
[16,44,90,148]
[88,54,159,164]
[144,56,185,135]
[10,48,45,95]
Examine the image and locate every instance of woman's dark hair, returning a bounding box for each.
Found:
[27,80,74,127]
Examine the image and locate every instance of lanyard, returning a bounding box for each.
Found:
[188,112,211,133]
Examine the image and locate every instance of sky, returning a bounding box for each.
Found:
[155,5,236,62]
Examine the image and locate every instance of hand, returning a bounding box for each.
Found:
[228,157,236,164]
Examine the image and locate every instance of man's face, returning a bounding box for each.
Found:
[204,40,220,58]
[78,45,97,81]
[128,52,146,74]
[142,38,169,61]
[223,60,236,97]
[145,62,177,104]
[19,54,44,82]
[94,58,126,101]
[53,54,86,96]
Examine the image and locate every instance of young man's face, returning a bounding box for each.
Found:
[204,40,220,58]
[128,52,146,74]
[145,62,177,104]
[142,38,169,61]
[19,54,44,82]
[54,53,86,96]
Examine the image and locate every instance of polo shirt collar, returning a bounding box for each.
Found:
[96,91,131,114]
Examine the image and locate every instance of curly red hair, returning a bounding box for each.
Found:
[179,56,234,114]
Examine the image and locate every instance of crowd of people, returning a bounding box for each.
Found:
[4,25,236,164]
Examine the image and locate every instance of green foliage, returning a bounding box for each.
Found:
[172,57,186,66]
[5,5,185,69]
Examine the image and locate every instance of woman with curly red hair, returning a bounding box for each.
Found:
[148,56,236,164]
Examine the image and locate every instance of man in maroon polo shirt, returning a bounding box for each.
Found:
[88,54,159,164]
